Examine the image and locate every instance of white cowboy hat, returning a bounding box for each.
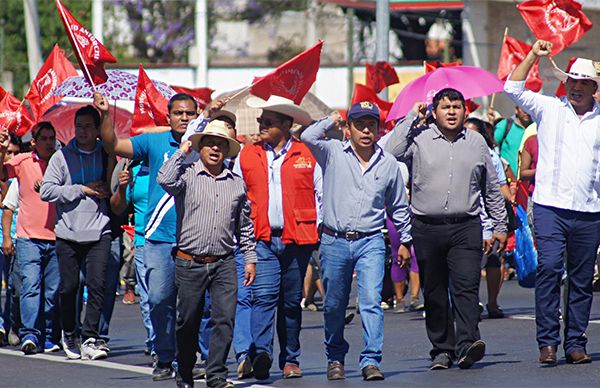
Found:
[552,58,600,84]
[246,95,312,126]
[189,120,241,158]
[210,109,237,126]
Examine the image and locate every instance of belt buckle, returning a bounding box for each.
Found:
[345,231,359,241]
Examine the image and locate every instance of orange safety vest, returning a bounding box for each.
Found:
[239,139,318,245]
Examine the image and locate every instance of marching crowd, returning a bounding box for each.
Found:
[0,39,600,388]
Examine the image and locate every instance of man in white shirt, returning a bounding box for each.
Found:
[505,40,600,366]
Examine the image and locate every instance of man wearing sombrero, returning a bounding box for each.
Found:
[233,95,321,380]
[506,40,600,366]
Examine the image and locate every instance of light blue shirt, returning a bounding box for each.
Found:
[300,117,411,242]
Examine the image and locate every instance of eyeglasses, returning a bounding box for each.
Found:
[256,117,281,127]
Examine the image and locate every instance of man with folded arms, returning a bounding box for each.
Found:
[385,88,507,370]
[158,120,256,388]
[301,101,411,381]
[506,40,600,365]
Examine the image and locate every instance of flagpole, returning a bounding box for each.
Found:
[490,27,509,110]
[56,0,97,92]
[227,86,249,102]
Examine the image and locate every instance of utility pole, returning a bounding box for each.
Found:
[375,0,389,100]
[23,0,43,82]
[92,0,104,43]
[193,0,208,87]
[346,8,354,107]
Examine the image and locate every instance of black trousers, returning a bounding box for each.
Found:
[175,255,237,386]
[411,217,483,359]
[56,234,111,340]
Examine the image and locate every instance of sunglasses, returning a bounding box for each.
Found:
[256,117,281,127]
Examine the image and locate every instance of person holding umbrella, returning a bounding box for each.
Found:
[385,88,507,370]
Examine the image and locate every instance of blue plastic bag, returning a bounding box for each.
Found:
[513,204,537,288]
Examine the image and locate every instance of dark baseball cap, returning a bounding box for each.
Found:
[348,101,380,121]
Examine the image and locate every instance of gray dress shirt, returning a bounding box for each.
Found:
[384,111,507,234]
[300,117,412,243]
[157,149,257,263]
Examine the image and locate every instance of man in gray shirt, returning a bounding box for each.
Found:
[157,120,257,388]
[385,88,507,370]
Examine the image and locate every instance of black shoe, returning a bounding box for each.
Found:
[344,312,355,325]
[207,378,234,388]
[252,352,272,380]
[430,352,453,370]
[361,365,384,381]
[175,372,193,388]
[152,361,176,381]
[457,340,486,369]
[327,361,345,380]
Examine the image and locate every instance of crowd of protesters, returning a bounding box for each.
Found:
[1,39,600,388]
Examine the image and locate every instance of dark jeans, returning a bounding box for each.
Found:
[175,255,237,386]
[56,234,111,340]
[411,217,483,359]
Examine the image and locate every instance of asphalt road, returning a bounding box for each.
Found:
[3,279,600,387]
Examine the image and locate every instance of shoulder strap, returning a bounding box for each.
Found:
[498,118,513,154]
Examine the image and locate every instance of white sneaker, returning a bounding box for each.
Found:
[80,338,108,360]
[61,331,81,359]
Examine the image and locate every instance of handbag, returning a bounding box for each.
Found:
[513,204,538,288]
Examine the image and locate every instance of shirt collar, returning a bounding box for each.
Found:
[168,130,181,146]
[430,123,466,142]
[342,140,384,158]
[560,96,600,118]
[263,137,293,158]
[193,160,233,180]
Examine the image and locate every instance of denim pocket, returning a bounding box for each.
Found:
[320,233,336,246]
[175,258,192,268]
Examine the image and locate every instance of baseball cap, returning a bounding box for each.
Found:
[348,101,380,121]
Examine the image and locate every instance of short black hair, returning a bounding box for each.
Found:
[432,88,465,110]
[33,121,56,140]
[168,93,198,113]
[9,133,21,148]
[465,117,494,149]
[75,105,101,128]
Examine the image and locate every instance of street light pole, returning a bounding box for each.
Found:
[23,0,43,83]
[375,0,389,100]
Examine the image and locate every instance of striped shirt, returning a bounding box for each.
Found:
[157,149,257,264]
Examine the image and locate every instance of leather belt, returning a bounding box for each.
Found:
[321,225,381,241]
[413,215,478,225]
[175,250,231,264]
[271,229,283,238]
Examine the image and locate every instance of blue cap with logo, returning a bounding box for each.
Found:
[348,101,380,121]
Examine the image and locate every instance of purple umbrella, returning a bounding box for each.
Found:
[387,66,505,122]
[51,69,176,101]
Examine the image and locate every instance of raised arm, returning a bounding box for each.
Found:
[299,113,341,167]
[111,167,131,215]
[94,92,134,158]
[508,40,552,82]
[384,103,427,161]
[156,142,192,196]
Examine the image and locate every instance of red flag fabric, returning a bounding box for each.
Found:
[55,0,117,85]
[171,86,214,110]
[0,87,34,136]
[131,65,169,137]
[351,83,393,124]
[517,0,592,55]
[25,44,78,120]
[555,57,577,96]
[365,61,400,93]
[497,35,543,92]
[250,41,323,104]
[465,100,480,116]
[424,61,462,73]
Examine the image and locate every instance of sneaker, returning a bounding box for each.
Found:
[430,352,453,370]
[21,334,38,355]
[0,327,5,346]
[8,328,20,347]
[381,301,390,310]
[44,339,61,353]
[61,331,81,359]
[305,303,318,312]
[153,361,176,381]
[81,338,108,360]
[394,302,406,314]
[123,285,136,304]
[95,339,110,353]
[409,301,425,312]
[344,312,355,325]
[457,340,486,369]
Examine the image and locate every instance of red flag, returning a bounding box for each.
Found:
[365,61,399,93]
[424,61,462,73]
[25,44,78,120]
[131,65,169,136]
[171,86,214,110]
[250,41,323,104]
[351,83,393,124]
[465,100,480,115]
[517,0,592,55]
[555,57,577,96]
[55,0,117,85]
[497,35,543,92]
[0,87,34,136]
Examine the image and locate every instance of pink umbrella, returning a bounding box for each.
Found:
[387,66,504,122]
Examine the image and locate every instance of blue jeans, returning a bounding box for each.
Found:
[134,246,154,353]
[233,248,252,362]
[320,233,385,369]
[16,238,59,342]
[99,237,122,341]
[253,237,312,369]
[144,240,176,363]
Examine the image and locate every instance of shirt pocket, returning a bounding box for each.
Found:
[294,208,316,224]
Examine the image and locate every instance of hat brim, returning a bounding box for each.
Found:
[246,96,312,126]
[552,67,600,84]
[189,132,241,158]
[211,109,237,126]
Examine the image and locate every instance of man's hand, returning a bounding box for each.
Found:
[117,170,130,193]
[244,263,256,286]
[82,181,110,199]
[2,236,14,257]
[490,233,507,253]
[486,107,502,124]
[397,243,411,268]
[412,102,428,121]
[0,131,9,153]
[483,238,493,255]
[93,92,110,113]
[33,180,42,193]
[204,97,229,117]
[179,140,193,155]
[531,40,552,57]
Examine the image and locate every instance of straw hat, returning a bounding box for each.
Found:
[552,58,600,85]
[246,95,312,126]
[188,120,241,158]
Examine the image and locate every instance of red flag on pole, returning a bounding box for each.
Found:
[171,86,214,110]
[250,41,323,104]
[365,61,399,93]
[517,0,592,55]
[424,60,462,73]
[351,83,393,123]
[0,87,34,136]
[131,65,170,136]
[555,57,577,96]
[497,35,543,92]
[25,44,78,120]
[55,0,117,86]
